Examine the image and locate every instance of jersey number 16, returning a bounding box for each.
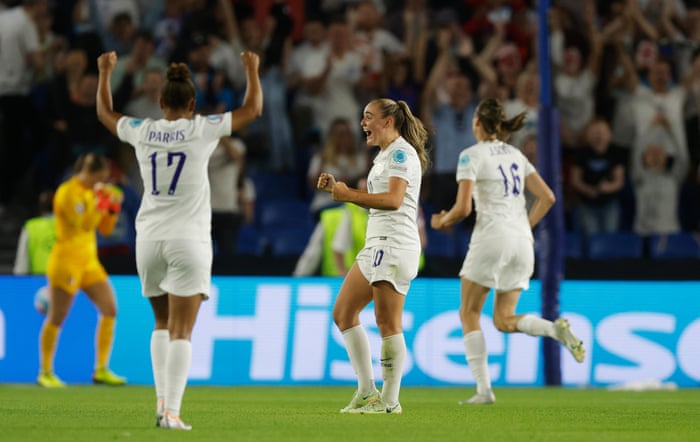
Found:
[497,163,521,197]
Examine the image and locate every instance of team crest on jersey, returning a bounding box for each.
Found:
[75,202,85,214]
[128,118,144,128]
[392,149,407,163]
[459,154,470,166]
[206,115,223,124]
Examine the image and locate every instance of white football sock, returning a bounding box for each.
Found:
[463,330,492,395]
[165,339,191,417]
[341,325,375,393]
[150,329,169,401]
[380,333,406,406]
[517,314,556,338]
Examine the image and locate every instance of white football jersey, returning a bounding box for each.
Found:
[117,113,232,240]
[456,140,536,243]
[365,136,422,250]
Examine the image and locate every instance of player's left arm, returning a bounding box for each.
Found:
[332,177,407,210]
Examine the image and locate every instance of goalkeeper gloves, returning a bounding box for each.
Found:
[95,183,124,214]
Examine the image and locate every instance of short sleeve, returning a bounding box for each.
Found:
[116,116,148,146]
[456,149,478,182]
[523,157,536,176]
[199,113,233,141]
[387,147,417,183]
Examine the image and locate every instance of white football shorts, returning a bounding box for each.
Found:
[459,236,534,292]
[356,245,420,295]
[136,239,212,299]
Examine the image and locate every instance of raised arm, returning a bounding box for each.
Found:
[96,51,123,137]
[230,51,263,133]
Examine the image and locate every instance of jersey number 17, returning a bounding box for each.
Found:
[149,151,187,195]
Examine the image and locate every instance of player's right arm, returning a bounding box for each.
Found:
[230,51,263,133]
[96,51,124,137]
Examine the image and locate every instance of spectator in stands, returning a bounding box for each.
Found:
[208,136,248,259]
[569,119,626,237]
[504,69,539,150]
[286,13,329,145]
[351,1,407,100]
[551,4,602,148]
[109,30,166,94]
[422,66,478,212]
[307,118,367,218]
[123,68,165,119]
[306,14,364,137]
[631,126,688,236]
[187,33,234,114]
[0,0,49,215]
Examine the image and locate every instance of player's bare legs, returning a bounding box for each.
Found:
[459,278,494,404]
[158,293,202,430]
[333,264,378,412]
[149,295,169,425]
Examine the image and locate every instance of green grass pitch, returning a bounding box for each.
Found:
[1,385,698,441]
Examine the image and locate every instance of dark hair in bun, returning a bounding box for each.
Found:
[161,63,196,110]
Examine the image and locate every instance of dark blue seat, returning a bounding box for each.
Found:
[258,200,313,230]
[424,229,456,258]
[565,232,584,259]
[454,229,472,259]
[587,231,643,259]
[235,225,265,256]
[250,172,299,201]
[650,233,700,259]
[267,227,314,257]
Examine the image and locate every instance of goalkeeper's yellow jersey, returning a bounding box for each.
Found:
[50,176,118,265]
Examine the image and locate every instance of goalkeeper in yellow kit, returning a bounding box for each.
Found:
[37,153,127,387]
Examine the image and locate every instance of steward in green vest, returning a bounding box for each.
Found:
[26,216,57,274]
[320,203,368,276]
[14,191,57,275]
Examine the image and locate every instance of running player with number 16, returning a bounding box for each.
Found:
[96,50,262,430]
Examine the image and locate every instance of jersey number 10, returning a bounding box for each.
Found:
[497,163,521,197]
[149,151,187,195]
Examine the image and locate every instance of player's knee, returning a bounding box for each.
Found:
[492,314,516,333]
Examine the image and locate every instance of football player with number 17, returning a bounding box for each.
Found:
[431,98,585,405]
[96,49,262,430]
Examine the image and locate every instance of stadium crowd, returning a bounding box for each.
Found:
[2,0,700,272]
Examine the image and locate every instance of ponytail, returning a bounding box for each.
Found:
[371,98,431,174]
[475,98,526,141]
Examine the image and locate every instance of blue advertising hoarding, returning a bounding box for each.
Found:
[0,276,698,387]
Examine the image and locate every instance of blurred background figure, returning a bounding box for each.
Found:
[294,179,369,277]
[14,190,55,276]
[306,118,366,218]
[0,0,49,217]
[631,127,688,237]
[208,136,250,259]
[569,119,626,237]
